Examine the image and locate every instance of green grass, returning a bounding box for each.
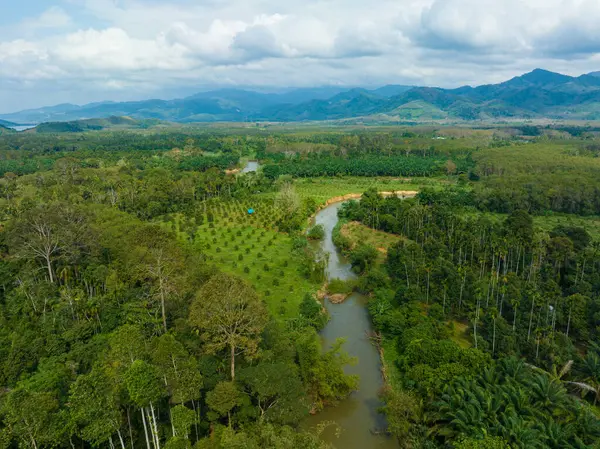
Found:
[161,207,319,319]
[292,176,435,205]
[340,221,403,261]
[448,321,472,349]
[381,337,403,389]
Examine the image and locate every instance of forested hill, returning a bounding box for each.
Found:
[31,116,153,133]
[0,119,18,128]
[6,69,600,123]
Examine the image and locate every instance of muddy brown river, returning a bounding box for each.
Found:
[304,202,399,449]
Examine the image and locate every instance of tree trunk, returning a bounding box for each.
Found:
[230,343,236,380]
[46,255,54,284]
[426,271,430,304]
[150,403,161,449]
[160,278,167,333]
[492,319,496,356]
[141,408,152,449]
[117,430,126,449]
[459,274,466,311]
[528,298,535,341]
[127,408,134,449]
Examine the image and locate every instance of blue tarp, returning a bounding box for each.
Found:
[247,209,255,214]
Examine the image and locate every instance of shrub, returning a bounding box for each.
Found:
[263,264,270,272]
[308,224,325,240]
[244,266,250,274]
[328,279,356,295]
[300,293,327,330]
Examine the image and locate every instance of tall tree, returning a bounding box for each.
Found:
[189,273,268,380]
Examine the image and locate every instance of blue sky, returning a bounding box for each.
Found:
[2,0,600,112]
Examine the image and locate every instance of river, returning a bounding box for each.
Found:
[242,160,259,173]
[304,202,399,449]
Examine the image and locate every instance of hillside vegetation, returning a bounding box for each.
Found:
[5,69,600,123]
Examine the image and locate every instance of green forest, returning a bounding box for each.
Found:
[1,124,600,448]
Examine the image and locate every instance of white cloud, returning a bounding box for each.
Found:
[53,28,191,71]
[2,0,600,111]
[21,6,73,30]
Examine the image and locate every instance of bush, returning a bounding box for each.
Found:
[308,224,325,240]
[328,279,357,295]
[300,293,328,330]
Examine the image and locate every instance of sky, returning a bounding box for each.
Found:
[2,0,600,112]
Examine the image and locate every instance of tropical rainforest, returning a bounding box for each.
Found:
[1,122,600,449]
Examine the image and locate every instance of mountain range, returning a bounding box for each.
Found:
[3,69,600,125]
[0,119,18,127]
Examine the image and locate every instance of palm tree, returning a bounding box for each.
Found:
[536,419,574,449]
[510,297,520,332]
[567,352,600,405]
[490,307,499,356]
[528,374,569,414]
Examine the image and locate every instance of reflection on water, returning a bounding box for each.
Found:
[242,161,259,173]
[8,125,37,132]
[304,202,399,449]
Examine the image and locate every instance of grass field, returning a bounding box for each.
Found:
[448,321,472,349]
[162,205,320,319]
[340,221,403,261]
[292,176,435,204]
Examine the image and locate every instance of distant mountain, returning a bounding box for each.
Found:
[32,116,150,133]
[370,85,413,98]
[0,118,19,127]
[0,87,363,124]
[4,70,600,124]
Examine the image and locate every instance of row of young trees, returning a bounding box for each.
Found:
[339,190,600,447]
